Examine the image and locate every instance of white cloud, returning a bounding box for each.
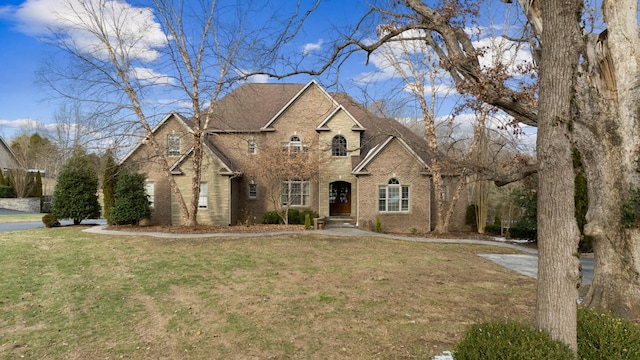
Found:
[0,118,43,130]
[11,0,167,63]
[131,67,175,86]
[302,39,323,56]
[235,69,270,84]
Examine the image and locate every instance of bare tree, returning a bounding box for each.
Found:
[40,0,318,226]
[245,140,321,225]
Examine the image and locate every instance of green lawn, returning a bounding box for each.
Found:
[0,227,536,359]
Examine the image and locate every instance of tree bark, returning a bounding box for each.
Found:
[573,0,640,319]
[535,0,582,351]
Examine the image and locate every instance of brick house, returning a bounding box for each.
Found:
[121,80,468,233]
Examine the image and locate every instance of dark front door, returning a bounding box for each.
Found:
[330,181,351,215]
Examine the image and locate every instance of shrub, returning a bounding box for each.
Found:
[301,209,318,221]
[262,211,280,224]
[578,307,640,359]
[110,172,152,225]
[51,151,101,225]
[454,321,574,360]
[485,223,501,236]
[0,185,15,198]
[287,209,301,224]
[304,213,312,230]
[465,204,478,231]
[508,225,537,240]
[374,217,382,233]
[42,213,60,228]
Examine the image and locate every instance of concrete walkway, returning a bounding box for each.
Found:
[83,225,593,284]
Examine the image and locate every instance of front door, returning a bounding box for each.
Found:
[329,181,351,215]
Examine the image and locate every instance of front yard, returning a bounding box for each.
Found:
[0,227,535,359]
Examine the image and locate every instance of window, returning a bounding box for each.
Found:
[331,135,347,157]
[378,178,409,212]
[248,183,257,199]
[281,180,310,206]
[145,181,155,208]
[441,186,448,201]
[167,134,180,156]
[198,182,208,209]
[248,140,256,154]
[286,135,308,154]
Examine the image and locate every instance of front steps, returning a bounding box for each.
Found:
[324,216,356,228]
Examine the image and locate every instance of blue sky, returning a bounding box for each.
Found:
[0,0,535,150]
[0,0,379,141]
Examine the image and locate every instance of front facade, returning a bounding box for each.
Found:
[121,80,468,233]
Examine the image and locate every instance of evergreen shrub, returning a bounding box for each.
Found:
[262,211,280,224]
[454,321,574,360]
[304,213,311,230]
[287,209,301,224]
[110,172,151,225]
[42,213,60,228]
[0,185,15,198]
[578,308,640,359]
[465,204,478,231]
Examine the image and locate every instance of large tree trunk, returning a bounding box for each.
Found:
[574,0,640,320]
[535,0,582,351]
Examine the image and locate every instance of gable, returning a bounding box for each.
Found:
[258,82,340,131]
[0,137,21,170]
[316,105,365,132]
[120,112,193,166]
[353,136,429,175]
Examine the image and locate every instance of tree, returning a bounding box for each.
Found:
[51,151,101,225]
[245,141,320,225]
[275,0,640,348]
[102,149,118,224]
[534,0,582,350]
[110,172,151,225]
[40,0,318,227]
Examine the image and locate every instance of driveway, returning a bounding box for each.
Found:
[0,208,105,232]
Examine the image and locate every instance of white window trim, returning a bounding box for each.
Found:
[248,140,257,154]
[378,179,409,213]
[281,180,310,206]
[145,181,155,209]
[248,183,257,199]
[332,135,347,157]
[167,134,180,156]
[198,182,208,209]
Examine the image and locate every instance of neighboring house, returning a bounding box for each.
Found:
[121,80,468,233]
[0,136,22,171]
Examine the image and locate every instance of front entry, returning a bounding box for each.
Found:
[329,181,351,216]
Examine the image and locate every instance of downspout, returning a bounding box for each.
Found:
[355,176,359,227]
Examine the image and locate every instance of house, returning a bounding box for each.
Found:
[121,80,468,233]
[0,136,22,171]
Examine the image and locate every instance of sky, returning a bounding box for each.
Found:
[0,0,536,151]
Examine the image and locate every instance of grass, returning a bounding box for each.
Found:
[0,227,536,359]
[0,213,43,223]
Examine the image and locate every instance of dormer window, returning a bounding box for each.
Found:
[332,135,347,157]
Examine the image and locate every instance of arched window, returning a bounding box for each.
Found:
[331,135,347,157]
[378,178,409,212]
[287,135,307,153]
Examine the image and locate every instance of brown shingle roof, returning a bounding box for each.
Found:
[206,83,305,131]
